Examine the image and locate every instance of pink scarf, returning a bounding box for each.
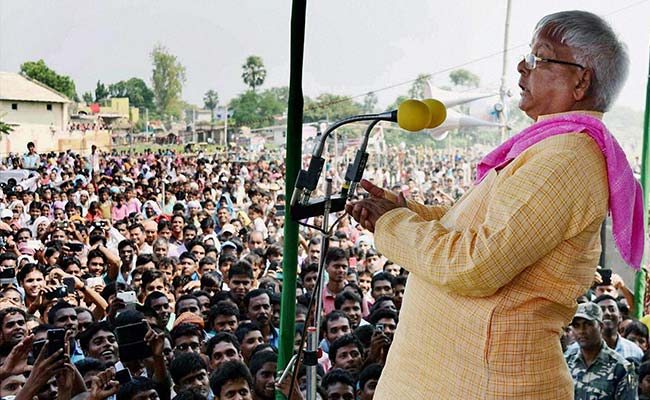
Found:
[475,113,643,269]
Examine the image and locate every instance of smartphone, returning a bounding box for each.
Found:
[600,269,613,286]
[116,291,137,310]
[32,339,46,358]
[0,267,15,285]
[115,321,152,362]
[66,242,84,252]
[85,277,104,288]
[25,240,42,251]
[375,323,385,333]
[45,286,68,301]
[47,328,66,358]
[115,368,132,385]
[62,277,76,293]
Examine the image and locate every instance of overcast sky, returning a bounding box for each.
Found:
[1,0,648,111]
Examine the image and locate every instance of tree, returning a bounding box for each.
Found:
[362,92,378,114]
[0,114,14,136]
[229,88,285,129]
[386,95,409,111]
[303,93,363,123]
[203,90,219,120]
[94,81,109,103]
[82,92,94,104]
[241,56,267,92]
[109,78,155,110]
[408,74,430,99]
[150,45,187,118]
[449,69,480,88]
[20,59,78,100]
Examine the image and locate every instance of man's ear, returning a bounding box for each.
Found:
[573,68,593,102]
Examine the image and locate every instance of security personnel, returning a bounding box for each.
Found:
[565,302,637,399]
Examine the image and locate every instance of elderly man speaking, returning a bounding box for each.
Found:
[346,10,643,399]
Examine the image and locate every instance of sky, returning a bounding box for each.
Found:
[1,0,648,111]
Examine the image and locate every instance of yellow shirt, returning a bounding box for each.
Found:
[373,115,608,399]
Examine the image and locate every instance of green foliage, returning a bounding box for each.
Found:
[229,88,285,129]
[303,93,363,123]
[94,80,109,103]
[362,92,378,114]
[241,55,267,92]
[449,69,480,88]
[20,59,78,100]
[82,92,94,104]
[385,95,409,111]
[203,90,219,119]
[408,74,430,99]
[0,114,14,136]
[109,78,155,110]
[151,45,187,118]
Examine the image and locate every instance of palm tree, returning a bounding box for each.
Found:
[241,56,267,92]
[203,90,219,121]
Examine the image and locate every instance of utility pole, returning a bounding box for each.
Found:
[499,0,512,143]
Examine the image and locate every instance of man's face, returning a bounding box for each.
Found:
[191,245,206,261]
[308,244,320,263]
[253,361,277,400]
[229,274,252,301]
[241,330,265,361]
[326,382,355,400]
[88,256,106,276]
[177,368,210,397]
[326,317,350,344]
[371,280,393,300]
[598,299,620,333]
[144,278,166,298]
[77,311,94,334]
[87,329,119,365]
[377,317,397,340]
[358,378,378,400]
[213,315,238,334]
[219,378,253,400]
[326,259,348,284]
[595,284,618,298]
[150,296,172,326]
[177,299,201,316]
[303,271,318,293]
[217,208,230,224]
[247,294,271,326]
[210,341,242,371]
[358,275,371,295]
[394,283,405,310]
[180,258,197,276]
[53,307,79,337]
[130,228,145,246]
[571,318,603,349]
[333,344,362,376]
[1,312,27,345]
[153,243,168,260]
[340,300,362,329]
[517,33,584,120]
[132,389,159,400]
[174,335,202,354]
[119,245,135,265]
[184,229,197,242]
[0,374,26,397]
[248,233,265,251]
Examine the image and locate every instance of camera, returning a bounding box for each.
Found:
[45,286,68,300]
[0,267,15,285]
[115,321,152,362]
[56,221,69,229]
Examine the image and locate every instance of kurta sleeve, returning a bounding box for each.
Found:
[374,148,601,297]
[383,190,450,221]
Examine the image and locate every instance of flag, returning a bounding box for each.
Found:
[635,46,650,318]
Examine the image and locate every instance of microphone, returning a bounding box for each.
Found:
[291,99,447,216]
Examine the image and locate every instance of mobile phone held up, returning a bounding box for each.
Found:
[115,321,152,362]
[47,328,66,359]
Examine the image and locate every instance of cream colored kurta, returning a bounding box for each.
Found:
[373,116,608,399]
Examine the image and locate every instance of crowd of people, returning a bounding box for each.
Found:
[0,139,646,399]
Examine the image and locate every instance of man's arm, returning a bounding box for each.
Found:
[366,180,450,221]
[374,149,602,297]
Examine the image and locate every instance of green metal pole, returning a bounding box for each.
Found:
[634,45,650,319]
[277,1,306,398]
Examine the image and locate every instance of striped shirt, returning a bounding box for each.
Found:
[373,112,609,399]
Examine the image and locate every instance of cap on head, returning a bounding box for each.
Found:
[573,302,603,324]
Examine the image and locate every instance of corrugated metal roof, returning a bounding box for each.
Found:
[0,71,71,103]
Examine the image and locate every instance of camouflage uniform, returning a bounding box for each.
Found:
[566,339,637,400]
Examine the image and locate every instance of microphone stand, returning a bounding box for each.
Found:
[304,177,333,400]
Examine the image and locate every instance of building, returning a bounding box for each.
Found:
[0,71,71,154]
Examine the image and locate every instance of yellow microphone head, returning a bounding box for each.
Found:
[396,99,430,132]
[422,99,447,128]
